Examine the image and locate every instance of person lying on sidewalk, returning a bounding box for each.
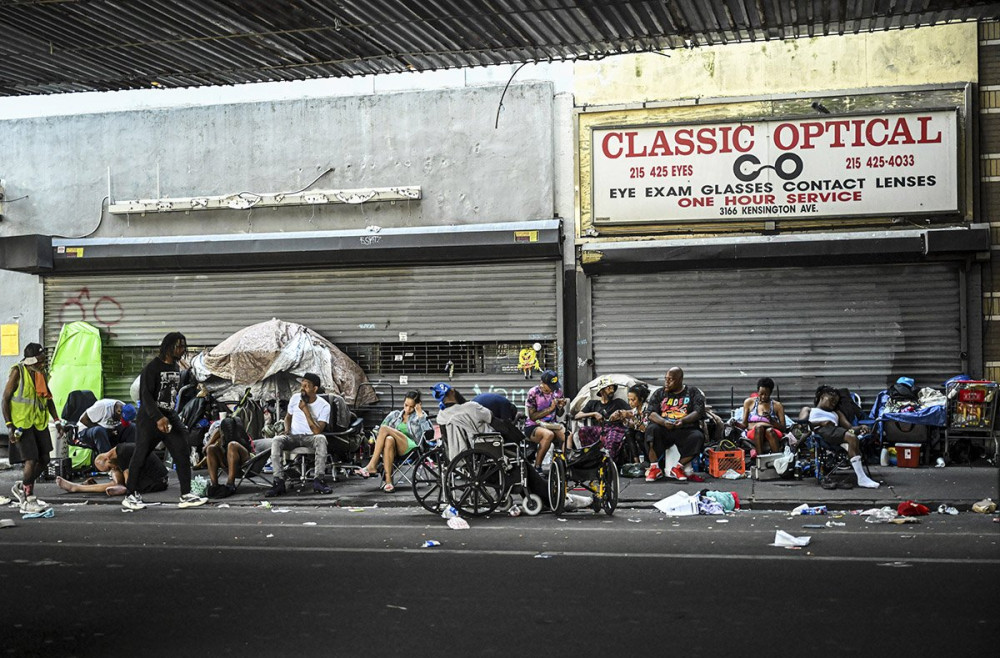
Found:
[808,388,880,489]
[55,443,168,497]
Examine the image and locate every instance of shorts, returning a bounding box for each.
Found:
[746,426,784,442]
[525,425,561,441]
[815,425,848,449]
[8,426,53,465]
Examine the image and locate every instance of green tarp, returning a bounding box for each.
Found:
[48,321,103,415]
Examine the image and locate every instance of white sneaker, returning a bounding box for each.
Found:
[121,493,146,510]
[26,494,49,509]
[178,493,207,508]
[11,481,26,506]
[20,498,46,514]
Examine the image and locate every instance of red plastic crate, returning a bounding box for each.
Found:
[707,448,745,478]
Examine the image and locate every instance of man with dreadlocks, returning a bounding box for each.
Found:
[122,332,207,511]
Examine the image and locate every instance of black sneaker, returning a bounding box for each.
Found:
[264,478,286,498]
[312,479,332,494]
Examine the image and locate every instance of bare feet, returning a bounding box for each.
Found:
[56,476,77,493]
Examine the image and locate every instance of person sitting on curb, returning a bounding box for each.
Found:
[808,387,880,489]
[354,389,433,493]
[265,373,332,497]
[644,367,706,483]
[77,398,137,454]
[205,416,270,499]
[524,370,568,474]
[55,442,168,498]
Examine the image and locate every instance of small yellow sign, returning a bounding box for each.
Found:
[514,230,538,243]
[1,324,19,356]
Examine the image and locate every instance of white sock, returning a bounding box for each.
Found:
[684,464,694,474]
[851,455,879,488]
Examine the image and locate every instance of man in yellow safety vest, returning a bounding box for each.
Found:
[2,342,62,514]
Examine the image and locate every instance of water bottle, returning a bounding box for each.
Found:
[12,427,23,441]
[880,447,890,466]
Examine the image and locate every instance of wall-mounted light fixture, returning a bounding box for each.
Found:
[107,185,421,215]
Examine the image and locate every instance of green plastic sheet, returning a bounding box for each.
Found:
[47,321,103,415]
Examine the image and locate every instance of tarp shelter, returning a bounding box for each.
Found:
[190,319,377,406]
[47,321,103,415]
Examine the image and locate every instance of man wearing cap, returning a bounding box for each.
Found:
[265,372,332,497]
[524,369,568,472]
[2,342,61,513]
[76,398,136,454]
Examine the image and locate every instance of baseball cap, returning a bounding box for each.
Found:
[23,342,44,366]
[896,376,915,388]
[431,382,452,402]
[121,403,137,423]
[302,372,321,388]
[541,369,561,390]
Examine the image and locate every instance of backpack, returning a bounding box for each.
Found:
[888,382,919,403]
[232,399,265,443]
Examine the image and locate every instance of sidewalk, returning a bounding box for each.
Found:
[2,460,997,512]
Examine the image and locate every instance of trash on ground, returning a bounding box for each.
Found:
[216,503,230,509]
[877,561,913,568]
[441,505,459,519]
[654,491,699,516]
[0,496,10,506]
[802,524,825,529]
[890,516,920,524]
[721,468,743,479]
[508,505,522,517]
[265,533,274,538]
[259,501,272,509]
[21,507,55,519]
[972,498,997,514]
[534,553,553,559]
[935,457,946,468]
[936,504,959,515]
[348,507,366,512]
[564,492,593,511]
[0,518,15,528]
[897,500,930,516]
[825,521,846,527]
[715,519,729,523]
[861,507,897,523]
[627,518,642,523]
[386,605,407,611]
[421,540,441,548]
[447,516,470,530]
[60,502,88,506]
[302,521,317,526]
[771,530,810,547]
[791,504,828,515]
[270,508,290,514]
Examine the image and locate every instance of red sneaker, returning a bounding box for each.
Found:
[667,464,688,481]
[645,464,663,482]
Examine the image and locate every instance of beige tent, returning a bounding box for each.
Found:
[191,318,377,406]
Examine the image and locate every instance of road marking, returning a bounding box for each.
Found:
[2,541,998,565]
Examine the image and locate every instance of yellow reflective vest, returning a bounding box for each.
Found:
[9,363,50,430]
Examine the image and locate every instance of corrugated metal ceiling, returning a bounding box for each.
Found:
[1,0,999,96]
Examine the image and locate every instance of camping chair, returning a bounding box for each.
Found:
[794,388,874,483]
[321,393,365,481]
[382,427,436,488]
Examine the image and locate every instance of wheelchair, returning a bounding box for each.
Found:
[546,432,619,516]
[442,432,545,518]
[790,421,874,483]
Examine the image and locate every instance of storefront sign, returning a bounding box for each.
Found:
[591,110,958,223]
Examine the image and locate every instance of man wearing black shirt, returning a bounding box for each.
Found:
[644,367,706,483]
[55,442,168,497]
[122,332,206,511]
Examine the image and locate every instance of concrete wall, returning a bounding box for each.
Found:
[0,82,556,239]
[0,269,43,395]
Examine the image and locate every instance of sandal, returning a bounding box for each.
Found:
[383,483,395,493]
[354,467,373,479]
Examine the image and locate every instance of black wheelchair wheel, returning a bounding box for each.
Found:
[411,448,447,514]
[446,448,505,517]
[548,458,566,515]
[601,459,619,516]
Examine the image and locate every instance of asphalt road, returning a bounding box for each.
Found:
[1,504,997,657]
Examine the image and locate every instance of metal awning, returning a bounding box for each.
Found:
[1,1,998,96]
[580,223,991,273]
[0,220,562,274]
